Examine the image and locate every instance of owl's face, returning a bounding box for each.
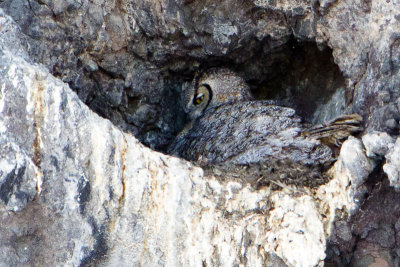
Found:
[182,68,254,120]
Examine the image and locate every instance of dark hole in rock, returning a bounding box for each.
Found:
[324,164,394,266]
[245,38,346,124]
[82,37,347,154]
[158,39,346,151]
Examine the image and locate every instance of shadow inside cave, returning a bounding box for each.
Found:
[160,38,348,151]
[87,37,348,153]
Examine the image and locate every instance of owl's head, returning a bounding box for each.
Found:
[182,68,254,120]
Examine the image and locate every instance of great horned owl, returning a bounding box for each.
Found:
[168,68,362,166]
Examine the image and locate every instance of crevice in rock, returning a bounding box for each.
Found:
[117,136,128,209]
[324,162,400,266]
[245,37,346,124]
[77,176,91,215]
[80,218,109,267]
[32,73,45,167]
[0,166,26,204]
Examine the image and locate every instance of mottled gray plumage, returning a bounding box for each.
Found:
[169,68,362,166]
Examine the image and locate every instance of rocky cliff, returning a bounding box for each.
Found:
[0,0,400,266]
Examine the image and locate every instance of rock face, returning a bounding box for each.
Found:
[0,0,397,150]
[0,0,372,149]
[1,0,400,266]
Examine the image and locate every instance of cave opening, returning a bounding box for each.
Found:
[176,37,347,120]
[82,37,348,153]
[156,38,348,151]
[242,37,347,124]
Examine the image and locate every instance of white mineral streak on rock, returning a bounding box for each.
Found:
[383,137,400,189]
[0,82,5,115]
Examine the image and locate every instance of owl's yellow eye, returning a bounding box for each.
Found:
[194,94,204,105]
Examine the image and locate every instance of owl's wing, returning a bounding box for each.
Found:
[168,101,349,165]
[222,103,333,165]
[169,101,315,164]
